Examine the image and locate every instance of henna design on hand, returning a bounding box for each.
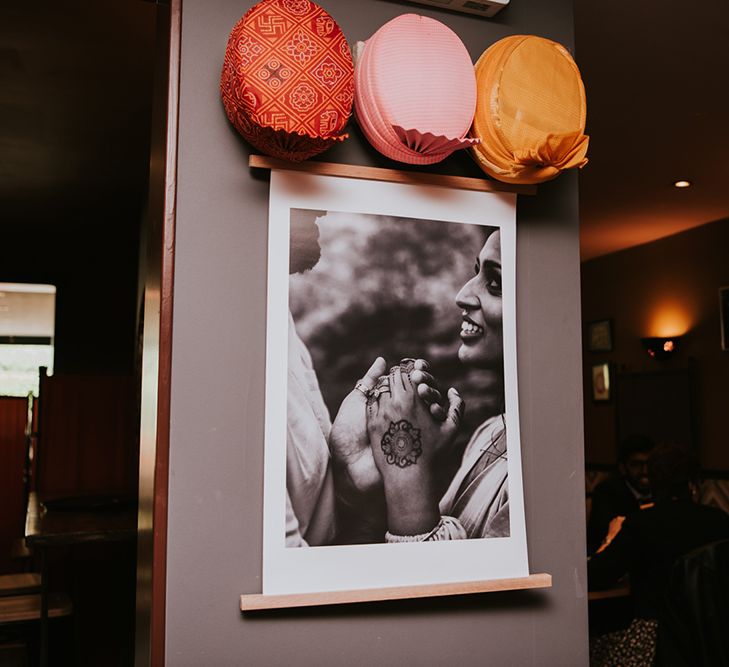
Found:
[381,420,422,468]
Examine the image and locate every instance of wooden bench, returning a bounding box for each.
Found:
[0,574,41,598]
[10,538,31,562]
[0,594,72,625]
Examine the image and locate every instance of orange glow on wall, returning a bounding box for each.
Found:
[646,302,694,337]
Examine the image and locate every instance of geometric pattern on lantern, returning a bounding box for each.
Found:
[220,0,354,160]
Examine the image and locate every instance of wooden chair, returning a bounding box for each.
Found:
[0,575,40,599]
[9,540,31,565]
[0,594,72,625]
[0,593,72,666]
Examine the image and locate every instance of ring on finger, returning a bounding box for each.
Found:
[399,358,416,374]
[354,381,370,397]
[370,385,390,400]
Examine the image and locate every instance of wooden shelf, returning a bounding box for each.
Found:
[588,583,630,601]
[249,155,537,196]
[0,593,72,624]
[241,573,551,611]
[0,573,41,598]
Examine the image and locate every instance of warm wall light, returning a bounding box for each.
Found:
[646,302,693,338]
[641,336,681,360]
[673,180,691,188]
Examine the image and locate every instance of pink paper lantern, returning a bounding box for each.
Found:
[355,14,478,164]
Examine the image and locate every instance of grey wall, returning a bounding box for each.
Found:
[166,0,588,664]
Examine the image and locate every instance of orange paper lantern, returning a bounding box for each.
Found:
[470,35,589,184]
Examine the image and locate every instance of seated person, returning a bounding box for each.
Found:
[588,443,729,665]
[586,434,655,555]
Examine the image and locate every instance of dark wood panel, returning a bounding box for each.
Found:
[135,1,179,665]
[0,397,28,572]
[36,372,137,501]
[615,369,696,451]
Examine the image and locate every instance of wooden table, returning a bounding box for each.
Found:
[587,582,630,602]
[24,492,136,667]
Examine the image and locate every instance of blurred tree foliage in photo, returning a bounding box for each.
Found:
[289,209,504,486]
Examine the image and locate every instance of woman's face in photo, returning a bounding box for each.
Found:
[455,231,503,370]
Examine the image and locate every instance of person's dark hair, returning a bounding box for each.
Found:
[648,443,699,502]
[618,434,655,463]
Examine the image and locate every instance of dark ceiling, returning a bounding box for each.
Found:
[0,1,156,229]
[575,0,729,259]
[1,1,726,260]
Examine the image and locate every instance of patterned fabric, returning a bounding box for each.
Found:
[590,618,658,667]
[439,415,510,538]
[220,0,354,161]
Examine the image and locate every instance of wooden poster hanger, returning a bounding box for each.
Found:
[241,574,552,611]
[248,155,538,196]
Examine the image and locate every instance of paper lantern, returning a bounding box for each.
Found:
[354,14,478,165]
[470,35,589,184]
[220,0,354,161]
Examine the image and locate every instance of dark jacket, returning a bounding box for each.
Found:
[588,499,729,619]
[587,475,645,554]
[657,538,729,666]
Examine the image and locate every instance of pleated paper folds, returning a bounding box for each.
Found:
[354,14,478,165]
[470,35,589,184]
[220,0,354,162]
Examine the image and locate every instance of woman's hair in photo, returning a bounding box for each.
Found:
[479,225,499,245]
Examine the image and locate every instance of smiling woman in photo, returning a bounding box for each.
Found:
[366,229,510,542]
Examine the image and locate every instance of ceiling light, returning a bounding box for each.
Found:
[673,180,691,188]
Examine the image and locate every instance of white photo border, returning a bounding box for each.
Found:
[263,170,527,595]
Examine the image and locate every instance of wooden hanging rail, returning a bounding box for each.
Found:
[241,572,551,611]
[249,155,537,196]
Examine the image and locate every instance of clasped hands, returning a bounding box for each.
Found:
[330,356,464,537]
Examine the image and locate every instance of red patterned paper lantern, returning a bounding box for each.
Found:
[220,0,354,161]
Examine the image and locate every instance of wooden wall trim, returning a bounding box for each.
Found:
[136,0,180,664]
[150,0,181,664]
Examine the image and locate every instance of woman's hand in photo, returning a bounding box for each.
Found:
[366,365,464,536]
[410,358,449,421]
[409,359,464,464]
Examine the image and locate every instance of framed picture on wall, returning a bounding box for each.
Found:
[720,286,729,351]
[592,363,611,402]
[587,319,612,352]
[260,168,529,596]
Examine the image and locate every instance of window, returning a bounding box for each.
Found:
[0,283,56,397]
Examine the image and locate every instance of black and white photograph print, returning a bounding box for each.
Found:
[262,171,527,595]
[287,209,510,547]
